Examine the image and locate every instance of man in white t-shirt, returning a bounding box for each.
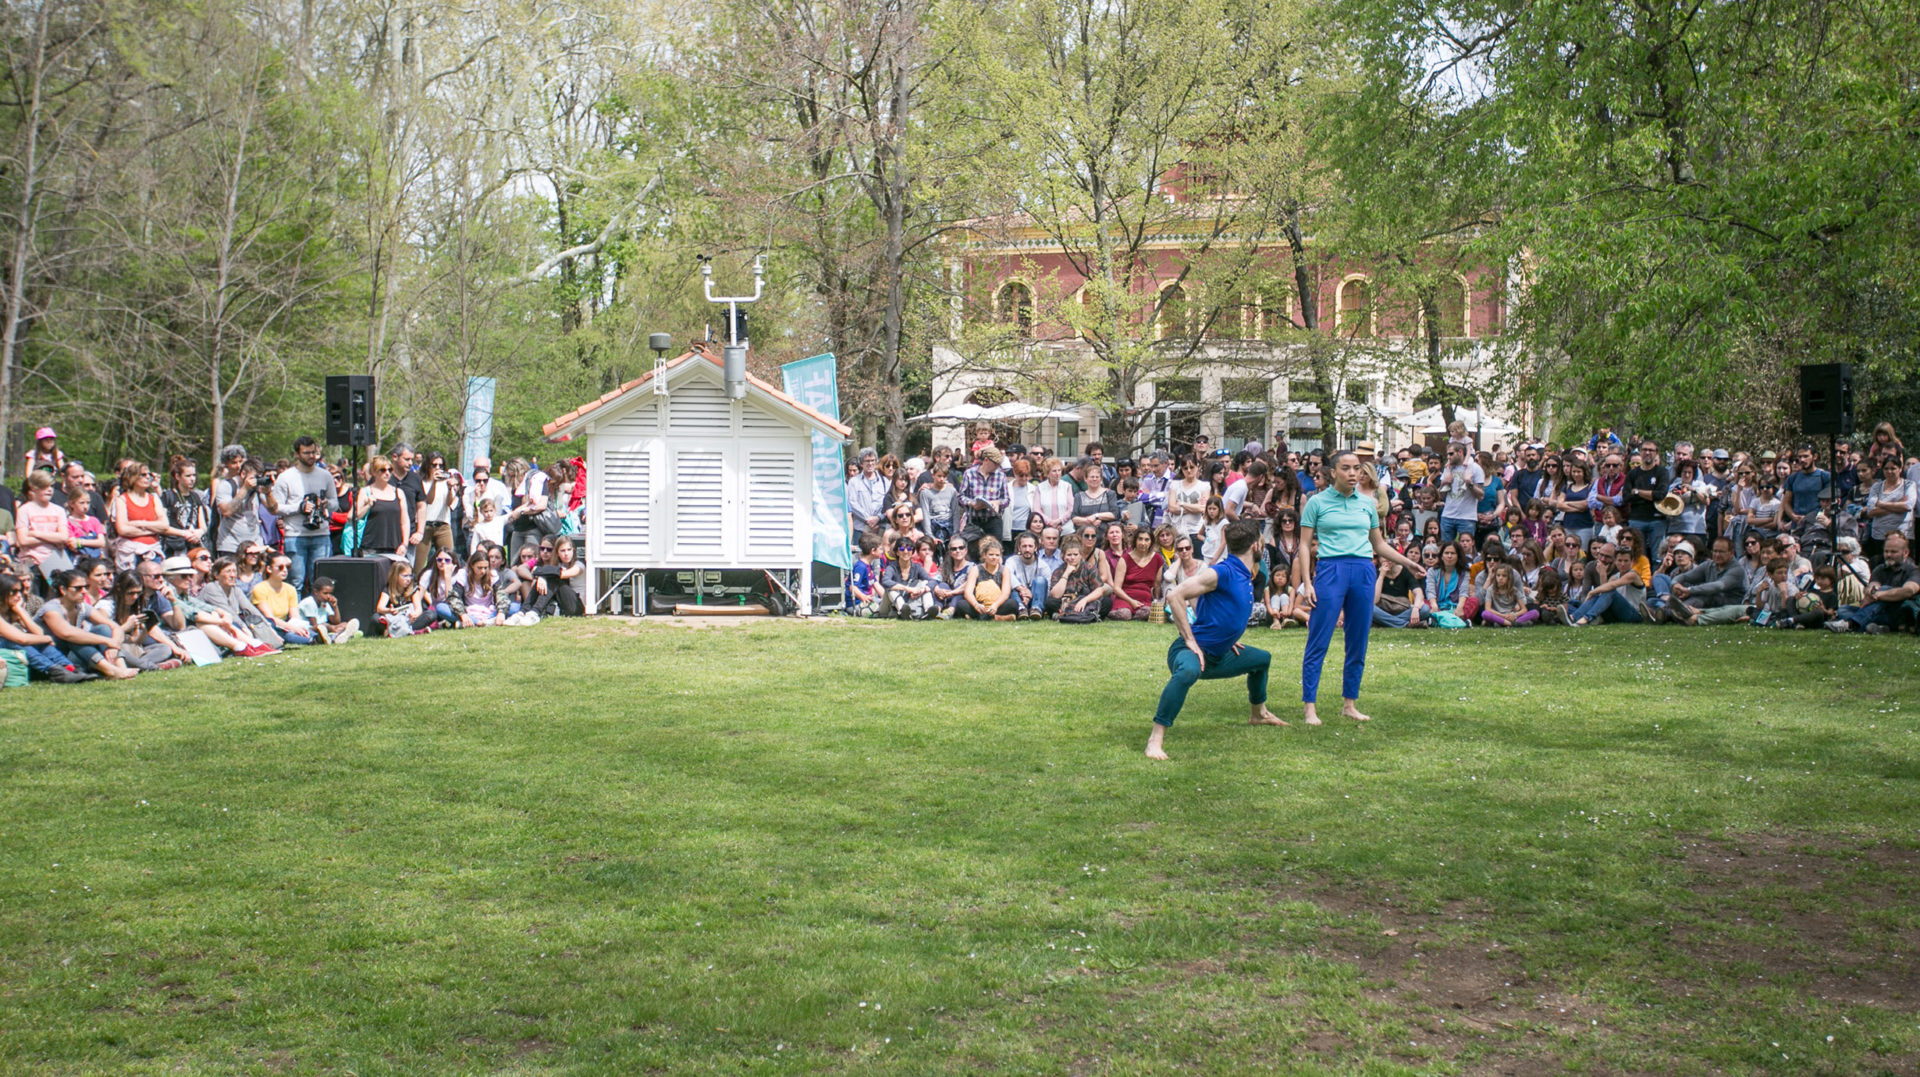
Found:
[1437,442,1485,545]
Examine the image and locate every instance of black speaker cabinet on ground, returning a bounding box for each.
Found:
[324,375,377,446]
[1799,363,1854,436]
[313,556,385,630]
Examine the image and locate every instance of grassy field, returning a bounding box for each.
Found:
[1,618,1917,1076]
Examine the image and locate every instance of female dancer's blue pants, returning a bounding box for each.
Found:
[1152,638,1270,727]
[1302,556,1378,702]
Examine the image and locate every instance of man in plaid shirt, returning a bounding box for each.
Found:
[956,446,1009,555]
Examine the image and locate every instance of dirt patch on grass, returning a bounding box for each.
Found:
[1670,834,1920,1010]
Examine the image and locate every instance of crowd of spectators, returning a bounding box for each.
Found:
[1,427,592,684]
[841,420,1920,636]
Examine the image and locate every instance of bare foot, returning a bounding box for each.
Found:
[1301,703,1322,726]
[1342,702,1370,722]
[1249,706,1288,726]
[1145,725,1170,761]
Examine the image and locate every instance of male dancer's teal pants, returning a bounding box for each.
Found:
[1152,638,1271,727]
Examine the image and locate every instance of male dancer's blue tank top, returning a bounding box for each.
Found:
[1190,554,1252,654]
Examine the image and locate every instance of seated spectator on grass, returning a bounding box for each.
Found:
[1109,525,1161,621]
[1479,562,1536,626]
[1774,565,1839,629]
[1646,541,1697,620]
[963,537,1019,620]
[233,543,269,595]
[1833,537,1871,607]
[1049,541,1108,622]
[249,554,315,646]
[158,554,271,656]
[844,533,883,616]
[36,568,138,679]
[376,560,432,636]
[933,536,977,619]
[1372,556,1425,628]
[1745,557,1799,625]
[0,574,88,680]
[1425,542,1468,617]
[1006,532,1047,620]
[1571,545,1649,625]
[418,549,464,629]
[529,536,584,618]
[200,557,283,650]
[1533,566,1572,625]
[300,575,361,642]
[1827,532,1919,634]
[106,569,183,670]
[884,539,937,619]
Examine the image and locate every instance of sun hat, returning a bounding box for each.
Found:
[160,556,194,575]
[1355,440,1378,456]
[1656,493,1686,517]
[33,426,55,441]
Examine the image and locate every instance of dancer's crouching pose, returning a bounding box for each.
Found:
[1145,521,1286,760]
[1296,451,1428,725]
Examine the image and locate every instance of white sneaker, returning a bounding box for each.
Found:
[521,611,540,626]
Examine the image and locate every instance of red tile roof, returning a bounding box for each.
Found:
[542,343,853,440]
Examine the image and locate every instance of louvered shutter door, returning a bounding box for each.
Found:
[745,449,800,557]
[598,446,652,558]
[673,449,727,556]
[668,384,733,434]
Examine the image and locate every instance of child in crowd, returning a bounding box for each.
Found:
[845,533,884,616]
[1744,557,1798,625]
[1199,495,1228,563]
[377,561,429,636]
[917,466,958,542]
[1479,563,1537,626]
[1533,566,1571,625]
[457,551,506,626]
[298,576,360,643]
[67,494,106,556]
[1773,565,1837,629]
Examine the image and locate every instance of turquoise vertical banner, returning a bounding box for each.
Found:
[780,353,853,569]
[461,377,497,475]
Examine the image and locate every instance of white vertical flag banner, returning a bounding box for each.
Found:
[461,377,497,475]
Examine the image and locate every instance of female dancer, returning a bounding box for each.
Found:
[1295,452,1426,725]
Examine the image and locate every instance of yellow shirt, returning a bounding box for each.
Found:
[251,580,298,621]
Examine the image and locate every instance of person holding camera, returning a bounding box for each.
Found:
[409,451,454,574]
[271,435,338,594]
[213,444,266,556]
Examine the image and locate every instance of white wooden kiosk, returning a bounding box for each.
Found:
[543,343,852,614]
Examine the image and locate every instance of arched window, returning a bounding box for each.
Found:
[1433,276,1469,338]
[995,281,1034,332]
[1155,283,1190,341]
[1336,277,1374,338]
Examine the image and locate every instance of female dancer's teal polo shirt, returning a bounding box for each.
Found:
[1300,486,1380,558]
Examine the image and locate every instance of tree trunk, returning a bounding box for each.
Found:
[1418,287,1457,430]
[1283,205,1336,452]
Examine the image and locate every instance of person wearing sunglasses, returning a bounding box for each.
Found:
[931,538,977,619]
[249,554,315,645]
[352,454,411,562]
[34,568,139,679]
[418,549,465,629]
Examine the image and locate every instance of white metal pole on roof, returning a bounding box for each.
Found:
[703,255,764,400]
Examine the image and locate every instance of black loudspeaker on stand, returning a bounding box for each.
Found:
[314,557,385,631]
[1799,363,1853,436]
[325,375,377,446]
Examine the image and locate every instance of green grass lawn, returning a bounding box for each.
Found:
[2,618,1917,1076]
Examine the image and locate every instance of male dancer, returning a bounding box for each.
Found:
[1145,521,1286,760]
[1296,451,1428,724]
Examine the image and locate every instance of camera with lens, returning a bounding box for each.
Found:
[303,495,329,532]
[254,472,275,493]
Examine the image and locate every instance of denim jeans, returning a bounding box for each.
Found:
[1,638,70,675]
[1440,517,1474,544]
[1572,590,1645,624]
[1628,518,1667,559]
[1153,638,1271,727]
[1649,572,1675,609]
[284,533,330,595]
[1834,602,1899,631]
[1372,605,1412,628]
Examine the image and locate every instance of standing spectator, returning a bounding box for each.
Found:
[65,486,106,558]
[466,457,511,518]
[23,427,66,478]
[1555,458,1595,546]
[1137,451,1172,525]
[108,461,173,570]
[271,437,338,594]
[1861,454,1915,563]
[1473,450,1505,540]
[212,446,263,556]
[406,451,455,576]
[1032,457,1076,536]
[917,466,959,541]
[1665,459,1713,554]
[1781,445,1830,527]
[502,457,553,560]
[14,472,75,591]
[1625,439,1671,556]
[1436,442,1485,544]
[1003,457,1036,540]
[845,448,888,551]
[160,457,212,558]
[353,455,412,562]
[1167,457,1210,539]
[1071,461,1119,533]
[955,447,1009,554]
[1826,532,1919,633]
